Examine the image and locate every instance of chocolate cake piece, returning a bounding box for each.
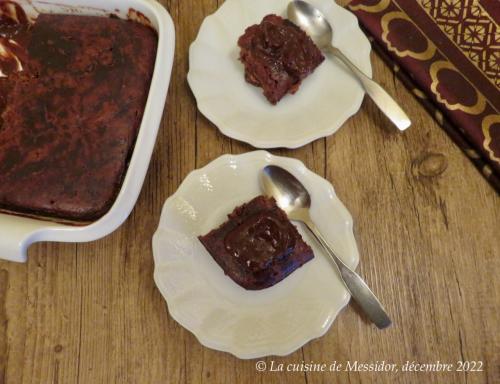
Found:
[237,14,325,105]
[199,196,314,290]
[0,11,157,222]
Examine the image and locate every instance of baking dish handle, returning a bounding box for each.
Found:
[0,216,43,262]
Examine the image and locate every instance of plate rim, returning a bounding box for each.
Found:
[152,150,360,359]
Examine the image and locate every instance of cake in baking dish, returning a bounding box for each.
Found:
[0,8,157,222]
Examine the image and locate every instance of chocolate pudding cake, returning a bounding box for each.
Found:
[238,14,324,105]
[199,196,314,290]
[0,3,157,222]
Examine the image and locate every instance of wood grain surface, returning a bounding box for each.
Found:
[0,0,499,383]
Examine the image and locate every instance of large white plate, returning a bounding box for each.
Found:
[152,151,359,359]
[188,0,372,149]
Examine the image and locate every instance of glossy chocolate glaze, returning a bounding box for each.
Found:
[224,211,296,271]
[238,14,324,104]
[199,196,314,290]
[0,6,157,222]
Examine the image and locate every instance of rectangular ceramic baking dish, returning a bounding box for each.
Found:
[0,0,175,262]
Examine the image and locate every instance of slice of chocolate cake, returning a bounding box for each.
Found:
[199,196,314,290]
[237,14,325,105]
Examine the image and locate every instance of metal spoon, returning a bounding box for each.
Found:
[288,0,411,131]
[261,165,392,329]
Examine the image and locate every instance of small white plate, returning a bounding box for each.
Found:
[188,0,371,149]
[152,151,359,359]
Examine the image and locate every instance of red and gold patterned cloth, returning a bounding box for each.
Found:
[348,0,500,192]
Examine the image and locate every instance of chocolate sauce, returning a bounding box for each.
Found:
[0,1,29,77]
[254,18,320,79]
[224,211,296,271]
[0,1,29,35]
[238,14,325,104]
[199,196,315,290]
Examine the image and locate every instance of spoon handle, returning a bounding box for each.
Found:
[328,46,411,131]
[304,219,392,329]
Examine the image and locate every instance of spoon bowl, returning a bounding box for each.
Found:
[287,0,333,50]
[261,165,311,216]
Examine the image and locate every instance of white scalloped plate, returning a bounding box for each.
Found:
[188,0,372,149]
[152,151,359,359]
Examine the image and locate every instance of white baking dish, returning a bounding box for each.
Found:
[0,0,175,262]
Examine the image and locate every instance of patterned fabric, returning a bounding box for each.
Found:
[348,0,500,192]
[420,0,499,87]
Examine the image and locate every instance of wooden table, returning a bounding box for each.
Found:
[0,1,498,383]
